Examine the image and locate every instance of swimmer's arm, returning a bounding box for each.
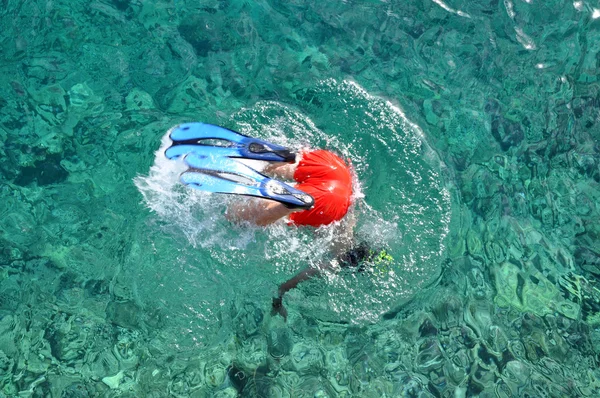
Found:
[276,263,332,297]
[272,262,333,320]
[273,256,346,321]
[274,261,338,323]
[276,211,356,297]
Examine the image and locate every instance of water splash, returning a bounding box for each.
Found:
[134,79,451,325]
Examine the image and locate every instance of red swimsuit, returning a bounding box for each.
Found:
[289,150,353,227]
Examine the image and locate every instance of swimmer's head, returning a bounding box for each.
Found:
[339,241,394,271]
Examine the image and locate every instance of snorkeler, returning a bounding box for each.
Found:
[165,122,354,227]
[164,122,389,320]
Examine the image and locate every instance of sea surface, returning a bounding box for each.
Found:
[1,0,599,396]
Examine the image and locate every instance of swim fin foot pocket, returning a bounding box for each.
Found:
[164,123,314,210]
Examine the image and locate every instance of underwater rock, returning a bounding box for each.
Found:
[349,346,387,395]
[390,371,431,397]
[537,357,566,385]
[225,364,248,394]
[486,325,509,358]
[359,377,395,397]
[507,339,528,363]
[417,316,438,338]
[0,284,21,314]
[105,300,141,329]
[110,277,135,302]
[178,15,225,57]
[232,336,266,373]
[59,381,95,397]
[237,363,274,396]
[204,361,226,387]
[26,351,51,375]
[28,84,67,126]
[113,328,140,370]
[262,368,298,396]
[422,98,440,126]
[432,295,463,330]
[57,286,85,309]
[290,342,324,375]
[445,202,472,259]
[212,387,238,398]
[0,350,14,380]
[164,75,209,114]
[14,153,69,186]
[168,372,191,398]
[575,247,600,275]
[41,244,71,270]
[445,348,470,386]
[44,374,96,398]
[539,317,570,360]
[102,370,124,389]
[182,363,205,392]
[296,375,336,397]
[328,369,351,395]
[484,240,505,264]
[466,229,483,260]
[267,327,292,359]
[136,363,171,395]
[526,371,557,397]
[468,360,498,395]
[88,349,120,380]
[494,380,514,398]
[466,267,490,300]
[464,298,493,339]
[493,262,580,319]
[415,339,444,373]
[45,315,90,362]
[125,88,155,111]
[490,115,524,151]
[0,316,18,357]
[232,301,264,340]
[324,346,349,374]
[68,83,102,110]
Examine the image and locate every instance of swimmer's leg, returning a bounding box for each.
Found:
[262,162,298,180]
[225,198,300,226]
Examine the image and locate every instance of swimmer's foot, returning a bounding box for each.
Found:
[271,296,288,321]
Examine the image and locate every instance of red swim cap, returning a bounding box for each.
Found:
[289,150,353,227]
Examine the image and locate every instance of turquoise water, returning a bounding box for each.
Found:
[1,0,599,396]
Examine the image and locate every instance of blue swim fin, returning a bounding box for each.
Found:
[180,153,314,210]
[165,122,296,163]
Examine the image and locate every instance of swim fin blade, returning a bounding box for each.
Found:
[165,122,296,163]
[180,153,314,210]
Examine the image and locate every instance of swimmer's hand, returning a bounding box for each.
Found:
[271,296,288,321]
